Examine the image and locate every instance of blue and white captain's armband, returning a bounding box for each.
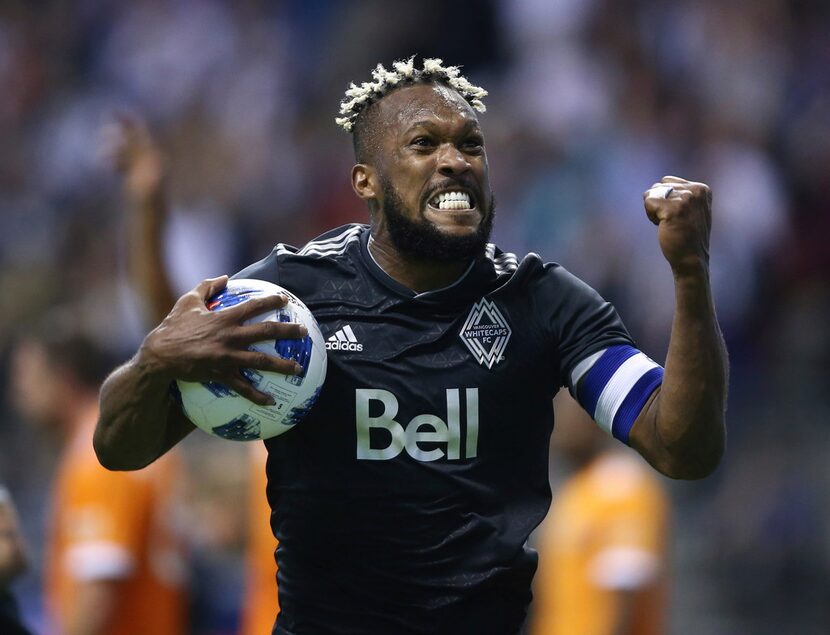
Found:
[569,345,664,444]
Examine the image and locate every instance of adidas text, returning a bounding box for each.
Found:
[326,325,363,352]
[355,388,479,462]
[326,340,363,351]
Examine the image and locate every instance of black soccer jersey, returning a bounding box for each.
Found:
[234,224,635,635]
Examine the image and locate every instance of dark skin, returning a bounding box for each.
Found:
[95,83,726,479]
[352,83,493,292]
[94,280,307,469]
[631,176,728,478]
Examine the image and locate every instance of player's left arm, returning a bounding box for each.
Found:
[628,176,728,479]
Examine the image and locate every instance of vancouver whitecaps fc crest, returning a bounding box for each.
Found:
[459,298,512,369]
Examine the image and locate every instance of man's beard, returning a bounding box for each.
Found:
[380,179,495,262]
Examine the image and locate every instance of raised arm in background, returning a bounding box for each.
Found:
[101,115,178,323]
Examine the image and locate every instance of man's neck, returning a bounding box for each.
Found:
[368,235,471,293]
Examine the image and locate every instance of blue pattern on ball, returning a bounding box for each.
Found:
[202,381,234,398]
[273,310,314,377]
[282,385,324,427]
[212,414,261,440]
[208,287,261,311]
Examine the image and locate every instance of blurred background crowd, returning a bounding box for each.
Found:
[0,0,827,633]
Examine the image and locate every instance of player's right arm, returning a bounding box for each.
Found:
[94,276,308,470]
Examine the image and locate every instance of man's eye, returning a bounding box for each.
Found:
[463,138,484,150]
[411,137,433,147]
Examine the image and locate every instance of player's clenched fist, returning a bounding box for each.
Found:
[643,176,713,277]
[138,275,307,405]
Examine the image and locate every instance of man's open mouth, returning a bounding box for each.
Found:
[428,190,476,211]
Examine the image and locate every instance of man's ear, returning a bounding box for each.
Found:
[351,164,377,201]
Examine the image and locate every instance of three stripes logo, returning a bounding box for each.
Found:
[325,324,364,352]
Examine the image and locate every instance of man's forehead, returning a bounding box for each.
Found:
[377,83,479,131]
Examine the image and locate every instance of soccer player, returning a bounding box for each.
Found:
[9,324,187,635]
[530,391,669,635]
[94,57,728,634]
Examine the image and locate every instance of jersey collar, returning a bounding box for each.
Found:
[360,228,497,305]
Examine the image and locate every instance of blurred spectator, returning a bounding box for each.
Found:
[0,486,32,635]
[8,320,188,635]
[531,392,670,635]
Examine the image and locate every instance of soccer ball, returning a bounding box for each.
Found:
[175,279,327,440]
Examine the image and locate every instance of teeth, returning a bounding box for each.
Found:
[430,191,472,210]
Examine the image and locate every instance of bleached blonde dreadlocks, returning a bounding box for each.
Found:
[335,57,488,134]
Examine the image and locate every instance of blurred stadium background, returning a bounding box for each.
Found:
[0,0,828,633]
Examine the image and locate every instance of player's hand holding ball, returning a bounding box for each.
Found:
[140,277,326,440]
[644,176,713,278]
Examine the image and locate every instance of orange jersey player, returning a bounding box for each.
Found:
[11,325,188,635]
[531,392,670,635]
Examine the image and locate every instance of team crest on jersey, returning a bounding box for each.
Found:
[459,298,511,369]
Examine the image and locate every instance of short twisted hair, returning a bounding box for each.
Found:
[336,57,488,163]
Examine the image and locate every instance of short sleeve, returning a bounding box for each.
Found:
[586,459,669,590]
[60,457,153,581]
[538,264,663,444]
[232,247,284,285]
[536,264,633,388]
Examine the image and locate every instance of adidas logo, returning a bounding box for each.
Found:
[325,325,363,351]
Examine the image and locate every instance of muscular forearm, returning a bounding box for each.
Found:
[632,265,727,478]
[95,277,307,472]
[94,350,194,471]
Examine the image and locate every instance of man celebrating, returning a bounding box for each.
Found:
[94,57,727,634]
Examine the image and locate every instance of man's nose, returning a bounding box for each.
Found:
[437,144,470,176]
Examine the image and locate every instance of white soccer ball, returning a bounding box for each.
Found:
[176,279,327,440]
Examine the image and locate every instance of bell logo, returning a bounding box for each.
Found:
[355,388,479,461]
